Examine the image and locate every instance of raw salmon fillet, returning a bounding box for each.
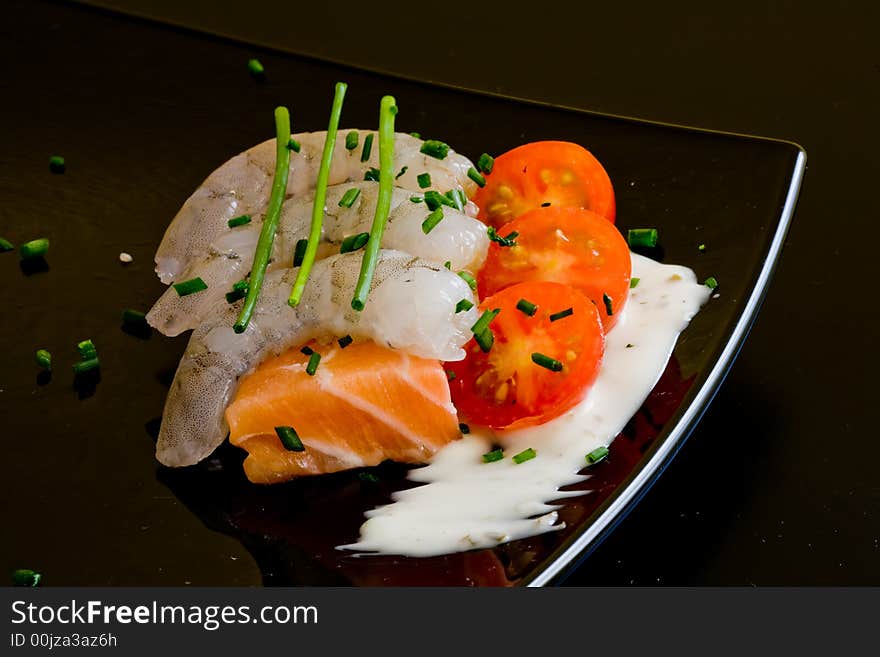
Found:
[226,340,461,483]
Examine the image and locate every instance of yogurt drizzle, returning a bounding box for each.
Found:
[343,253,710,557]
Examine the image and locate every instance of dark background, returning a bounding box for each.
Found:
[11,0,879,584]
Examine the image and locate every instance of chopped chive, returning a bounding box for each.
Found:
[235,106,293,330]
[443,260,452,269]
[35,349,51,371]
[121,309,148,328]
[603,293,614,316]
[409,132,421,139]
[345,130,359,150]
[541,202,551,207]
[474,328,494,352]
[448,189,467,211]
[227,214,252,228]
[351,96,398,312]
[364,167,380,182]
[77,339,97,360]
[300,345,314,356]
[360,133,374,162]
[446,369,456,381]
[698,243,706,252]
[516,299,538,316]
[395,165,408,179]
[247,58,265,79]
[292,238,309,267]
[586,445,609,465]
[340,232,370,253]
[306,351,321,375]
[337,334,353,349]
[487,227,518,247]
[420,140,449,160]
[630,277,640,288]
[467,167,486,187]
[232,279,248,293]
[512,447,536,464]
[173,276,207,297]
[359,471,379,484]
[482,448,503,463]
[417,172,432,189]
[476,153,494,174]
[287,84,346,308]
[275,426,305,451]
[49,155,65,173]
[704,276,719,289]
[531,352,562,371]
[549,307,573,322]
[627,227,659,248]
[0,238,13,252]
[224,279,249,303]
[338,187,361,208]
[421,208,444,234]
[471,308,500,336]
[73,357,100,375]
[455,298,474,313]
[286,138,301,153]
[458,270,477,290]
[12,569,41,587]
[20,238,49,260]
[410,195,423,203]
[459,423,470,434]
[423,190,455,211]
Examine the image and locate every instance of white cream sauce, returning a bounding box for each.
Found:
[342,253,710,557]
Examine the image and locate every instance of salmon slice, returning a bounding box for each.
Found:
[226,340,461,484]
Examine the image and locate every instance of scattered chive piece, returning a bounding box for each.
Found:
[409,131,421,139]
[173,276,208,297]
[20,238,49,260]
[236,107,293,330]
[458,270,477,290]
[704,276,719,289]
[364,167,380,182]
[286,138,301,153]
[77,339,97,360]
[516,299,538,316]
[482,448,504,463]
[337,334,353,349]
[630,277,640,289]
[0,238,14,252]
[603,293,614,316]
[698,243,706,252]
[395,165,408,179]
[549,307,573,322]
[49,155,65,173]
[226,288,245,303]
[300,345,314,356]
[417,172,432,189]
[477,153,494,174]
[471,308,500,336]
[467,167,486,187]
[421,208,444,234]
[455,298,474,313]
[420,140,450,160]
[541,202,551,207]
[459,423,470,434]
[35,349,51,371]
[586,445,609,465]
[474,328,494,352]
[73,357,100,375]
[410,195,423,203]
[532,352,562,371]
[446,369,456,381]
[227,214,252,228]
[487,227,518,247]
[247,58,265,78]
[345,131,359,150]
[293,238,308,267]
[443,261,452,269]
[359,472,379,484]
[232,280,248,293]
[306,351,321,376]
[360,133,374,162]
[423,190,455,211]
[275,426,305,451]
[121,309,148,328]
[340,232,370,253]
[351,96,397,312]
[338,187,361,208]
[512,447,537,464]
[288,84,346,308]
[627,227,659,248]
[12,569,41,587]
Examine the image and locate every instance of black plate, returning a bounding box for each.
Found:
[0,1,804,586]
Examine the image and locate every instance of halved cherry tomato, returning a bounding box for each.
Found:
[473,141,615,227]
[446,281,604,430]
[478,207,631,330]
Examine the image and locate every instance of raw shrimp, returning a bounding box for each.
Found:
[146,182,489,336]
[155,131,478,284]
[156,250,479,467]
